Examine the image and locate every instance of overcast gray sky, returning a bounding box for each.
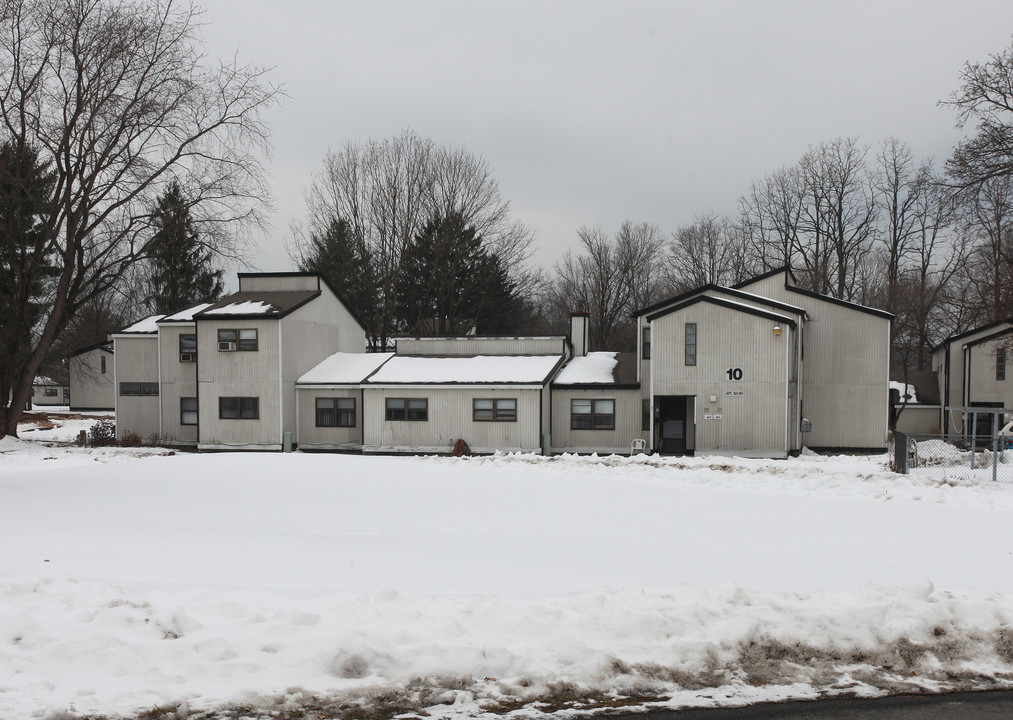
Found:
[202,0,1013,275]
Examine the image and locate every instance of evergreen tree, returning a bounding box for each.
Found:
[397,212,524,335]
[296,217,379,346]
[144,182,224,314]
[0,140,57,412]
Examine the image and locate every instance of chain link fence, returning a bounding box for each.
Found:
[894,429,1013,483]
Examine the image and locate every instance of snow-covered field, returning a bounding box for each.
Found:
[3,416,1013,719]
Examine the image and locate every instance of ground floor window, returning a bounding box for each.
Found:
[473,398,517,422]
[316,397,356,427]
[120,382,159,396]
[642,398,651,431]
[180,397,198,425]
[44,387,57,397]
[219,396,259,419]
[386,397,428,421]
[571,398,615,430]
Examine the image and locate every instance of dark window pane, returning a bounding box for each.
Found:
[407,398,428,421]
[685,323,697,366]
[385,398,406,421]
[474,399,494,421]
[120,382,140,396]
[496,398,517,421]
[336,398,355,428]
[219,397,238,419]
[141,382,160,396]
[316,397,336,427]
[217,329,237,343]
[179,334,197,353]
[240,397,259,419]
[181,397,198,425]
[238,329,258,351]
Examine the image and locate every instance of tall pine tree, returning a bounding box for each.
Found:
[144,182,224,315]
[396,211,524,335]
[0,140,57,415]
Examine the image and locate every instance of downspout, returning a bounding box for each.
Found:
[157,332,163,439]
[278,322,285,448]
[943,343,951,436]
[796,320,803,451]
[649,322,655,453]
[784,324,790,457]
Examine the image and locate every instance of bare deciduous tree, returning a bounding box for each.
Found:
[945,40,1013,189]
[550,221,667,352]
[291,130,534,350]
[668,212,755,292]
[0,0,278,436]
[739,138,877,300]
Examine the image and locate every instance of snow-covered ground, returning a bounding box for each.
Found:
[3,419,1013,719]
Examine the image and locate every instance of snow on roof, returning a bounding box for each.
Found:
[119,315,165,333]
[368,355,561,384]
[159,303,214,322]
[890,381,919,404]
[554,352,618,385]
[202,300,278,316]
[298,352,394,385]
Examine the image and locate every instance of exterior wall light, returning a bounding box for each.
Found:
[773,323,782,336]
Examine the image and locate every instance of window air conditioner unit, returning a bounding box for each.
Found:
[218,341,236,352]
[179,352,196,362]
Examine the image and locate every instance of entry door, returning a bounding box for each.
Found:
[657,396,689,454]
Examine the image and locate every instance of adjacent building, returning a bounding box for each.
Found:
[68,341,115,411]
[932,318,1013,437]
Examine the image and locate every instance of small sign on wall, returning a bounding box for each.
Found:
[726,390,744,397]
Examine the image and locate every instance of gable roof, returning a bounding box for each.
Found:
[732,266,894,321]
[236,272,367,331]
[69,340,113,358]
[117,315,165,334]
[632,282,807,320]
[158,302,215,323]
[932,318,1013,352]
[194,291,319,320]
[730,265,797,290]
[645,295,798,326]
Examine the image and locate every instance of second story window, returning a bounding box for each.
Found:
[179,334,197,362]
[998,348,1007,381]
[685,323,697,366]
[217,328,258,352]
[642,327,651,359]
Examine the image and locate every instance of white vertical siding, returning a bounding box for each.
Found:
[549,388,643,454]
[362,387,543,453]
[196,319,281,448]
[395,337,566,356]
[295,388,364,449]
[238,274,319,292]
[738,281,890,449]
[964,338,1013,408]
[158,325,199,445]
[113,335,161,440]
[650,303,792,456]
[69,349,114,410]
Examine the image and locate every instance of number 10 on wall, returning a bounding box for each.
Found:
[726,367,743,381]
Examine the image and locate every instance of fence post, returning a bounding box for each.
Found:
[970,412,977,470]
[895,431,908,474]
[993,413,1000,483]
